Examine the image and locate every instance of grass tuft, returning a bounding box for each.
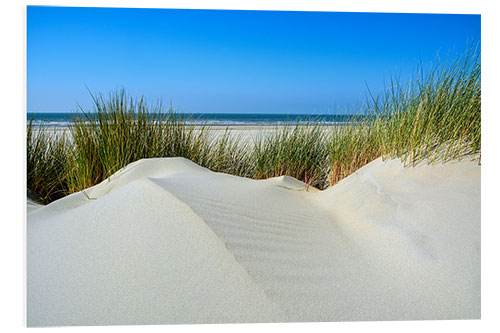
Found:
[254,123,329,189]
[328,44,480,185]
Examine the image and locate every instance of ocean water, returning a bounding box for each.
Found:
[27,112,360,127]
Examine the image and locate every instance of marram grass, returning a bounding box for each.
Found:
[27,118,71,203]
[27,45,480,203]
[254,123,330,189]
[328,44,480,185]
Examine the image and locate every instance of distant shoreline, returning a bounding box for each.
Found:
[27,112,366,127]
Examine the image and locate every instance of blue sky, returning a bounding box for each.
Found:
[27,7,480,114]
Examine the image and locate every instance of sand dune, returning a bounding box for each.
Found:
[27,157,480,326]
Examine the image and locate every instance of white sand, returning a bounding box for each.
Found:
[26,198,43,214]
[27,157,480,326]
[30,125,333,146]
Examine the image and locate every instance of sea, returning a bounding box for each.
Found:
[27,112,361,127]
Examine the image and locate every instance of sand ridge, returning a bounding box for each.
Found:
[27,157,481,326]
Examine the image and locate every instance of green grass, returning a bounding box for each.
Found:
[328,119,382,185]
[66,91,214,193]
[253,123,330,189]
[27,118,71,203]
[203,128,255,177]
[328,44,480,185]
[27,44,480,203]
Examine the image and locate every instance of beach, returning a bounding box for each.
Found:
[27,155,481,326]
[29,124,336,144]
[22,6,484,329]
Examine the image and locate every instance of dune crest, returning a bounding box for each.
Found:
[27,157,480,326]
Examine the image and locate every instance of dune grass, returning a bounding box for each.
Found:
[27,45,480,204]
[66,91,213,193]
[328,45,480,185]
[27,119,71,203]
[26,91,257,203]
[204,129,255,177]
[328,119,381,185]
[253,124,330,189]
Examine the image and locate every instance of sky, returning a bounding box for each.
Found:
[27,6,480,114]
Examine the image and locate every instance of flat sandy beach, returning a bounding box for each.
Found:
[30,125,336,145]
[27,155,480,326]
